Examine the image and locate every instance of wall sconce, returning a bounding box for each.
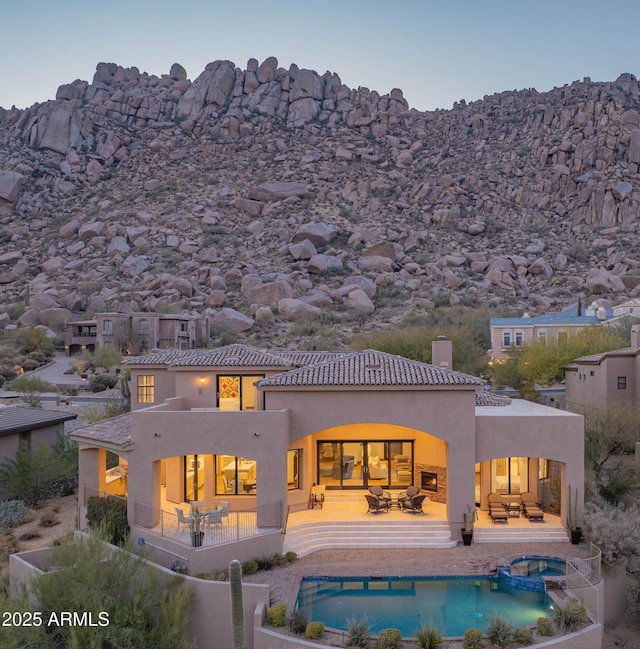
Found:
[254,432,261,437]
[199,377,207,385]
[154,433,161,437]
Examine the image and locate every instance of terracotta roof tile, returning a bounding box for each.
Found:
[475,391,510,407]
[257,350,484,388]
[70,413,133,449]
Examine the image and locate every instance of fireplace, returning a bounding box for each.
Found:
[421,471,438,493]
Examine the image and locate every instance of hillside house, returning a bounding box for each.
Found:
[71,341,584,572]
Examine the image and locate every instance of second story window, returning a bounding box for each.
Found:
[502,331,511,347]
[618,376,627,390]
[103,319,112,334]
[137,375,155,403]
[139,319,149,333]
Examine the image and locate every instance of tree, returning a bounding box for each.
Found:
[0,532,197,649]
[0,442,61,506]
[93,344,123,372]
[10,375,54,407]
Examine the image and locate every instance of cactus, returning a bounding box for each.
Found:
[230,559,245,649]
[464,505,476,532]
[567,484,578,530]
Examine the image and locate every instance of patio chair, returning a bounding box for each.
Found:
[219,501,231,519]
[365,494,389,513]
[175,508,190,532]
[399,485,420,504]
[205,509,224,529]
[489,506,508,523]
[520,492,541,516]
[401,493,426,514]
[368,485,391,506]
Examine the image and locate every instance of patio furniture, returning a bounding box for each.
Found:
[399,486,420,502]
[309,484,326,509]
[175,508,190,532]
[401,493,426,514]
[365,493,389,513]
[520,492,541,516]
[505,502,521,517]
[219,500,231,518]
[489,507,508,523]
[205,509,224,529]
[368,485,391,506]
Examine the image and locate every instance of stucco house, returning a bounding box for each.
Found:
[565,324,640,412]
[490,303,614,361]
[71,340,584,573]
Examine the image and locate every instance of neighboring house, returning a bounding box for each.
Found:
[612,298,640,319]
[0,405,78,498]
[490,303,614,360]
[565,324,640,412]
[66,312,210,355]
[71,340,584,572]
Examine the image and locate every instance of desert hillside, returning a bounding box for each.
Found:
[1,58,640,345]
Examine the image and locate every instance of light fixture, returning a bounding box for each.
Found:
[199,377,206,385]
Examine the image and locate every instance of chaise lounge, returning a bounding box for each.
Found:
[487,493,508,523]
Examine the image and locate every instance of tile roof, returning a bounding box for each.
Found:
[70,413,133,449]
[490,306,613,327]
[474,390,510,407]
[0,405,77,437]
[571,346,639,364]
[123,344,294,368]
[269,351,350,366]
[256,350,484,388]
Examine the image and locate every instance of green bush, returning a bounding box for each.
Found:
[347,617,371,648]
[306,621,325,639]
[377,627,402,649]
[462,628,483,648]
[266,603,287,627]
[0,528,19,563]
[256,554,276,571]
[414,624,443,649]
[0,500,29,528]
[536,616,554,636]
[242,559,258,575]
[285,550,298,562]
[553,598,588,632]
[513,627,534,646]
[85,495,129,546]
[88,374,118,392]
[485,615,514,648]
[288,610,308,635]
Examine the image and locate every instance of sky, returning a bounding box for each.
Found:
[2,0,640,112]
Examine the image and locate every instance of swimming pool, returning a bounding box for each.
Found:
[295,576,551,637]
[509,556,567,577]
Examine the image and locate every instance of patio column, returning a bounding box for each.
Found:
[446,443,476,541]
[128,458,161,528]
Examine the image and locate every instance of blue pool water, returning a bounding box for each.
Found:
[510,556,567,578]
[296,576,551,637]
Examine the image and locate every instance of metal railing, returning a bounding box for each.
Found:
[83,485,127,506]
[133,500,283,549]
[565,543,602,622]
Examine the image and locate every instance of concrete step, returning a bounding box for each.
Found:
[474,527,569,544]
[285,520,457,555]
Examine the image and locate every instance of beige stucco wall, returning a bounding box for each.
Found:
[476,401,584,524]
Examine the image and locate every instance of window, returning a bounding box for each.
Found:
[216,455,256,495]
[491,457,528,494]
[217,375,263,410]
[515,331,523,347]
[557,331,568,345]
[538,330,547,344]
[103,319,112,334]
[288,450,300,490]
[137,375,155,403]
[180,322,187,332]
[538,458,549,480]
[590,371,594,377]
[502,331,511,347]
[618,376,627,390]
[139,319,148,333]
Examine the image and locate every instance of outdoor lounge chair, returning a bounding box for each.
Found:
[365,494,389,513]
[368,485,391,505]
[401,493,426,514]
[489,506,508,523]
[524,505,545,522]
[520,492,541,516]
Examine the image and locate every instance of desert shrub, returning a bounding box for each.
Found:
[0,500,30,528]
[583,501,640,565]
[536,616,554,636]
[306,621,325,639]
[85,495,129,546]
[242,559,258,575]
[414,624,443,649]
[88,374,118,392]
[255,554,275,571]
[377,627,402,649]
[553,598,588,632]
[288,610,308,635]
[21,359,40,372]
[266,603,287,627]
[39,510,60,528]
[18,531,41,541]
[485,615,513,648]
[513,627,534,645]
[462,628,483,648]
[0,529,18,563]
[346,617,371,648]
[271,552,288,567]
[285,550,297,562]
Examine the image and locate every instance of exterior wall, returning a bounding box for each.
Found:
[476,404,584,526]
[127,409,290,526]
[264,387,478,531]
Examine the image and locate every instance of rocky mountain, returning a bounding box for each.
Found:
[1,57,640,345]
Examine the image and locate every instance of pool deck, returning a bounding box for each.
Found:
[241,543,594,614]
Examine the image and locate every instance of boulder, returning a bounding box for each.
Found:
[277,298,321,321]
[38,307,73,327]
[292,222,338,246]
[248,182,310,202]
[586,269,626,294]
[211,308,254,333]
[308,254,344,274]
[289,239,317,261]
[358,255,395,272]
[0,171,25,202]
[344,288,375,313]
[242,279,293,308]
[343,275,377,299]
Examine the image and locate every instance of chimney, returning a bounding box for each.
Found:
[596,306,607,321]
[632,325,640,350]
[432,335,453,370]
